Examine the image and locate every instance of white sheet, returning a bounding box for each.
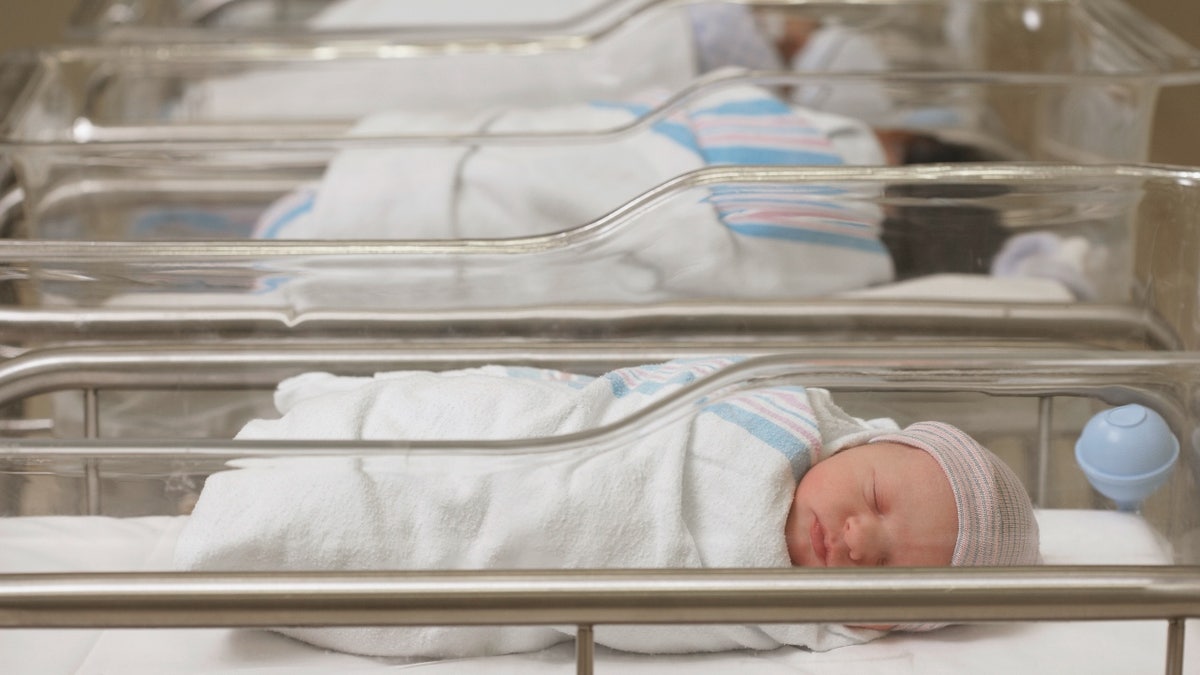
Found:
[181,3,696,121]
[2,510,1195,674]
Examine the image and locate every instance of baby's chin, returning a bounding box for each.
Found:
[797,556,842,569]
[785,539,823,568]
[784,507,820,567]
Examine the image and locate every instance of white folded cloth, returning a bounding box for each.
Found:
[309,0,612,27]
[176,357,896,657]
[182,2,695,121]
[245,84,893,308]
[254,83,886,240]
[991,232,1103,300]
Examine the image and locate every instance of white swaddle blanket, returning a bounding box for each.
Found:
[181,1,695,121]
[176,357,897,657]
[244,85,893,307]
[254,83,886,240]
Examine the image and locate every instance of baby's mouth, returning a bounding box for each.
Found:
[810,517,829,567]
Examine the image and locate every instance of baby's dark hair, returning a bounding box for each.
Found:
[880,182,1010,281]
[897,133,1005,165]
[879,132,1013,279]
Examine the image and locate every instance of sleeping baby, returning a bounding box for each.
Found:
[175,356,1039,657]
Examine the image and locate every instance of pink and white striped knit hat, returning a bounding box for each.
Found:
[872,421,1040,567]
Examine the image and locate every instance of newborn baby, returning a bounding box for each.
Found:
[788,421,1037,570]
[176,357,1039,657]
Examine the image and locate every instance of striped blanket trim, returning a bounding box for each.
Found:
[702,385,821,476]
[594,92,883,255]
[707,185,886,254]
[592,96,844,166]
[603,356,744,398]
[601,357,819,475]
[482,358,821,475]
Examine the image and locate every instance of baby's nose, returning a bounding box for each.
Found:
[844,516,883,565]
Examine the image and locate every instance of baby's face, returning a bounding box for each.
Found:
[785,441,957,568]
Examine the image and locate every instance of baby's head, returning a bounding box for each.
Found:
[785,421,1039,569]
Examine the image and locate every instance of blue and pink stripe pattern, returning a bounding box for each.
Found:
[603,356,744,398]
[702,386,824,476]
[601,357,821,476]
[689,98,845,166]
[595,90,884,255]
[706,184,885,253]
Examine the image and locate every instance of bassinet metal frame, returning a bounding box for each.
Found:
[0,349,1198,674]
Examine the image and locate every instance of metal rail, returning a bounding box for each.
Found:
[1,350,1198,673]
[0,567,1196,674]
[4,566,1198,626]
[0,303,1181,350]
[2,347,1197,519]
[0,345,1195,410]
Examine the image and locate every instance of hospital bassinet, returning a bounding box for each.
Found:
[7,1,1200,171]
[56,0,1200,158]
[0,164,1197,349]
[4,1,1199,257]
[2,3,1199,673]
[1,350,1198,674]
[58,0,1200,152]
[55,0,1200,162]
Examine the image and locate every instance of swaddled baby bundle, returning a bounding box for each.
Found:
[247,83,893,308]
[252,82,887,241]
[176,357,897,656]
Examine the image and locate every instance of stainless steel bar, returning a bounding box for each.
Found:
[83,388,98,438]
[83,388,101,516]
[576,624,595,675]
[0,304,1180,350]
[0,346,1195,410]
[0,357,1182,457]
[1165,617,1185,675]
[1,567,1198,629]
[1036,396,1052,507]
[0,349,1193,460]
